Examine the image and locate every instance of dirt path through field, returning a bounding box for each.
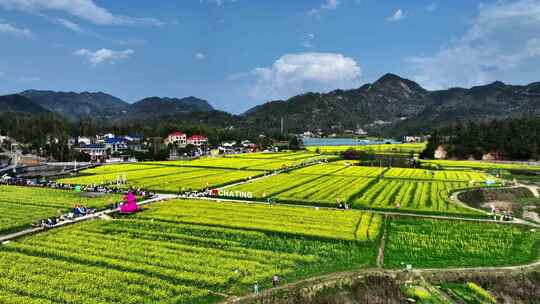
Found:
[221,258,540,304]
[0,194,176,243]
[376,218,387,268]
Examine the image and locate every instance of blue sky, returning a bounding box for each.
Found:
[1,0,540,113]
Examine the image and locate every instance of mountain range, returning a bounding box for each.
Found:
[10,90,215,121]
[1,74,539,136]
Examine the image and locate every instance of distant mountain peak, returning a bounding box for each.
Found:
[375,73,406,83]
[128,96,214,120]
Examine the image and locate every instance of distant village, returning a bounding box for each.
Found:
[0,126,433,167]
[74,131,258,162]
[0,130,260,165]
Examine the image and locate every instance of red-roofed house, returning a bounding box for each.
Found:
[164,131,187,146]
[187,134,208,147]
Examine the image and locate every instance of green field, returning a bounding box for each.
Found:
[306,143,426,155]
[384,216,540,268]
[0,186,122,235]
[442,282,497,304]
[0,199,380,303]
[228,164,495,215]
[58,153,329,192]
[423,159,540,171]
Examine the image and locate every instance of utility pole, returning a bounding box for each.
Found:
[280,117,284,135]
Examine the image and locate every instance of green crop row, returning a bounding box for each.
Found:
[0,186,122,235]
[384,216,540,268]
[0,199,380,303]
[229,164,492,215]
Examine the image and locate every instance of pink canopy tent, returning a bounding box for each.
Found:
[120,192,138,213]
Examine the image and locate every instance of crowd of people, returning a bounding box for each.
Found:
[0,175,156,230]
[32,203,97,229]
[490,205,514,221]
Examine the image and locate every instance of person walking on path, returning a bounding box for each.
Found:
[253,281,259,295]
[272,275,280,288]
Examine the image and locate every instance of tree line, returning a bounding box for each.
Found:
[0,112,293,161]
[421,116,540,161]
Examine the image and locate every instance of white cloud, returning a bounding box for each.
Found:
[195,52,206,60]
[73,48,134,65]
[0,22,33,37]
[307,0,339,16]
[408,0,540,90]
[0,0,163,26]
[55,17,83,32]
[246,52,361,101]
[386,9,406,22]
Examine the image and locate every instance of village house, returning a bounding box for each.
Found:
[76,144,107,161]
[482,151,504,161]
[77,136,92,146]
[434,145,448,159]
[105,137,129,153]
[164,131,187,146]
[0,134,11,144]
[404,136,424,143]
[187,134,208,147]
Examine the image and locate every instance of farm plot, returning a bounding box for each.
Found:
[58,154,330,192]
[230,164,489,215]
[442,282,498,304]
[0,200,381,304]
[384,216,540,268]
[383,168,490,182]
[0,186,122,235]
[227,164,349,200]
[225,152,322,161]
[423,159,540,171]
[352,179,474,214]
[59,164,265,193]
[306,143,426,155]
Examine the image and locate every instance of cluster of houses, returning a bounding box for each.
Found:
[163,131,209,147]
[74,133,146,161]
[74,131,258,162]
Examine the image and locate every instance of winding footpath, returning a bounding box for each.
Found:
[221,259,540,304]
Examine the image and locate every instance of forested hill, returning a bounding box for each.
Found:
[126,96,214,120]
[0,94,51,114]
[11,91,215,121]
[422,116,540,161]
[20,90,128,120]
[243,74,540,136]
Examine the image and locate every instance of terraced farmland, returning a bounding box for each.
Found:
[229,164,495,215]
[0,200,381,303]
[384,216,540,268]
[0,186,122,234]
